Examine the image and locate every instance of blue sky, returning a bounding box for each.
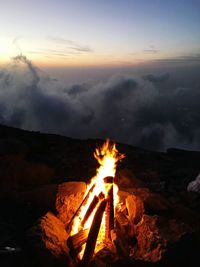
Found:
[0,0,200,66]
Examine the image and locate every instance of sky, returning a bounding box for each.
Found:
[0,0,200,67]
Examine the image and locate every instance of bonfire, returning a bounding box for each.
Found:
[67,140,125,265]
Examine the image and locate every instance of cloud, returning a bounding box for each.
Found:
[155,53,200,65]
[143,73,170,83]
[24,36,93,59]
[143,45,159,54]
[68,45,92,52]
[27,48,81,60]
[143,49,159,54]
[0,55,200,151]
[179,54,200,62]
[47,36,93,53]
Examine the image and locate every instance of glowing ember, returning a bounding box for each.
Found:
[70,139,125,258]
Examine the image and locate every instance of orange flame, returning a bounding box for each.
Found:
[70,139,125,257]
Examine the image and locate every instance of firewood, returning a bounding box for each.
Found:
[103,176,114,184]
[115,211,130,234]
[67,229,89,251]
[81,192,104,228]
[105,185,114,240]
[115,211,129,226]
[66,183,96,231]
[126,194,144,224]
[115,211,135,238]
[81,199,107,266]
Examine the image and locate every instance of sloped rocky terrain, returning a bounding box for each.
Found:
[0,124,200,266]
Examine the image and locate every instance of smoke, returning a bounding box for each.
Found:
[0,55,200,151]
[12,37,22,54]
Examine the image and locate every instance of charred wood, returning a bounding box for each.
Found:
[81,199,107,266]
[103,176,114,184]
[67,229,89,259]
[115,211,131,236]
[66,183,96,231]
[81,192,104,228]
[67,229,89,251]
[105,185,114,240]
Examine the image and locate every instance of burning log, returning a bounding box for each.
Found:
[81,199,107,266]
[67,229,89,252]
[103,176,114,184]
[81,192,104,228]
[104,176,114,240]
[105,185,114,240]
[66,183,96,231]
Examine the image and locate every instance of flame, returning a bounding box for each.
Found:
[70,139,125,257]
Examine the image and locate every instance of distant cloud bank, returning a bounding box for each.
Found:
[0,55,200,151]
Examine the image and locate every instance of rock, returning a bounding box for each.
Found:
[121,187,170,215]
[187,173,200,193]
[126,195,144,224]
[134,215,196,265]
[134,215,164,263]
[25,212,71,267]
[40,212,69,258]
[56,182,87,226]
[116,169,146,188]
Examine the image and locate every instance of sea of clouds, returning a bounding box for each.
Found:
[0,55,200,151]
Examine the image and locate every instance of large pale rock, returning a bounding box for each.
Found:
[56,182,87,226]
[40,212,69,257]
[26,212,71,267]
[187,173,200,193]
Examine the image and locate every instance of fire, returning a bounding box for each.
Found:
[70,139,125,258]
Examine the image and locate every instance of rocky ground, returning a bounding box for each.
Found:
[0,124,200,266]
